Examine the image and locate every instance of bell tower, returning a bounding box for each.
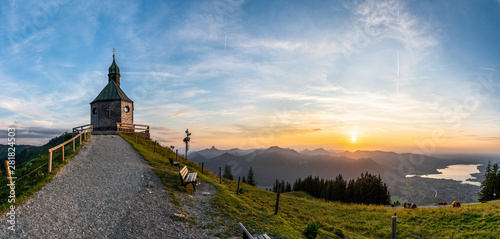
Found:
[90,50,134,133]
[108,48,121,86]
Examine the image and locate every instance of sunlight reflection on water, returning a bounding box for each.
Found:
[406,164,482,186]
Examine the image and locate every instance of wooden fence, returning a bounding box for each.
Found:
[116,123,150,139]
[72,124,92,136]
[48,125,93,173]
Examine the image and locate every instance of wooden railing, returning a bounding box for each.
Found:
[116,123,150,139]
[72,124,92,136]
[48,125,93,173]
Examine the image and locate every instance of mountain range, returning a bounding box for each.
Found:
[0,144,36,159]
[189,146,483,188]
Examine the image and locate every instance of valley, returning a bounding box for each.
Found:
[189,146,498,205]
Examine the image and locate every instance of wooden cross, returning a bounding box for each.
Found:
[107,106,113,117]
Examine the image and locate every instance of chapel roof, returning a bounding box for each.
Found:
[90,80,132,104]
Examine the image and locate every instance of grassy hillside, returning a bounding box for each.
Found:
[120,134,500,239]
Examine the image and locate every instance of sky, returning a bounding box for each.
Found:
[0,0,499,154]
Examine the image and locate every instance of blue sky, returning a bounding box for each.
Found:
[1,0,499,154]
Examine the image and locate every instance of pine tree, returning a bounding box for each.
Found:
[493,163,499,199]
[272,179,280,193]
[242,176,246,184]
[321,181,332,200]
[247,167,256,186]
[345,179,355,203]
[223,165,234,180]
[479,161,495,201]
[331,174,346,202]
[293,178,302,191]
[286,182,292,192]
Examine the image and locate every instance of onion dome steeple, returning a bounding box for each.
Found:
[108,48,121,87]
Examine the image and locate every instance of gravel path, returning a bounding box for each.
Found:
[0,135,208,238]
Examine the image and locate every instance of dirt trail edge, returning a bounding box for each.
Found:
[0,135,209,238]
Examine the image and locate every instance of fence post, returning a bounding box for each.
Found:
[202,162,204,174]
[79,134,82,145]
[4,161,14,188]
[275,183,282,215]
[219,167,222,184]
[154,140,157,153]
[391,215,397,239]
[48,150,53,173]
[73,139,75,152]
[237,176,241,195]
[62,144,65,161]
[176,149,178,162]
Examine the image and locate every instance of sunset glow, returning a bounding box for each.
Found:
[0,0,499,154]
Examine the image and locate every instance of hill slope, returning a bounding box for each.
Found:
[0,144,36,158]
[121,134,500,238]
[0,134,67,174]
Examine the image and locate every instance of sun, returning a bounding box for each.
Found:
[351,136,357,143]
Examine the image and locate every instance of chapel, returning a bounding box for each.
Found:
[90,52,133,132]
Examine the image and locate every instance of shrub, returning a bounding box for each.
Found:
[334,228,345,238]
[63,132,72,141]
[302,222,320,239]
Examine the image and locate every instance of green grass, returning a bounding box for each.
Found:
[0,133,92,214]
[283,191,317,201]
[120,134,500,239]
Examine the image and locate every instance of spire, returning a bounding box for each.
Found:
[108,48,121,87]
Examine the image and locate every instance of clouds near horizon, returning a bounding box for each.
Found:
[0,0,499,154]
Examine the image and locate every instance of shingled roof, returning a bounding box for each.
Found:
[90,80,132,103]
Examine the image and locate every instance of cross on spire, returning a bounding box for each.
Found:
[113,48,116,58]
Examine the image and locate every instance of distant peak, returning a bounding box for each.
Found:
[210,146,216,150]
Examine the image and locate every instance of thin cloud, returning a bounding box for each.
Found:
[349,0,437,51]
[123,72,180,78]
[0,0,497,153]
[167,109,194,119]
[237,38,306,51]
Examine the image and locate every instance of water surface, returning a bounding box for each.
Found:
[406,164,482,186]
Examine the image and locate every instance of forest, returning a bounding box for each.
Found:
[272,172,391,205]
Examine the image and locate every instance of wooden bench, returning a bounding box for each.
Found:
[238,222,271,239]
[169,157,180,168]
[179,166,197,192]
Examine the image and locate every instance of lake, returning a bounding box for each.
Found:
[406,164,482,186]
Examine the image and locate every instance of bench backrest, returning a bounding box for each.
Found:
[179,166,189,183]
[238,222,254,239]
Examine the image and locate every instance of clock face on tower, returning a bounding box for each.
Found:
[123,106,130,113]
